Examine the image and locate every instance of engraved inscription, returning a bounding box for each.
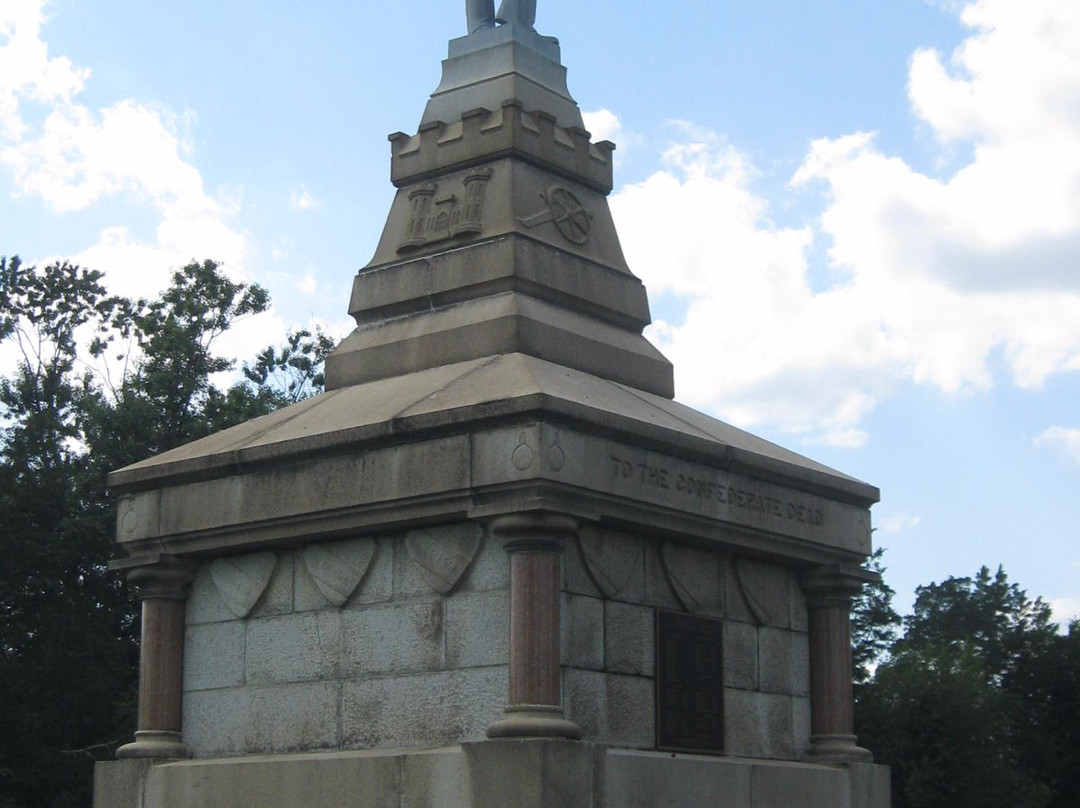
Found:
[399,168,492,253]
[609,452,825,527]
[656,610,724,753]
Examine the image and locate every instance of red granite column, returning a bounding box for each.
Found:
[487,512,583,739]
[801,564,874,763]
[116,557,196,759]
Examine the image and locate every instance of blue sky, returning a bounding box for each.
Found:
[3,0,1079,624]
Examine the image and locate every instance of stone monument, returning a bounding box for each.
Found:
[94,8,891,808]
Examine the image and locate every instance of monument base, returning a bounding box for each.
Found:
[95,740,890,808]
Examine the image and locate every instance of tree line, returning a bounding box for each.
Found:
[1,256,1077,807]
[0,257,332,807]
[854,554,1080,808]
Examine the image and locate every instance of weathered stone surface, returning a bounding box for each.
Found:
[422,26,580,127]
[849,763,893,808]
[727,558,792,628]
[210,552,278,619]
[250,553,294,618]
[750,761,850,808]
[186,564,235,625]
[184,682,341,757]
[342,600,444,676]
[459,739,595,808]
[792,696,812,757]
[246,611,342,685]
[93,759,151,808]
[142,750,401,808]
[642,541,682,610]
[445,590,509,668]
[659,542,724,615]
[300,537,377,607]
[575,527,644,602]
[603,751,753,808]
[112,355,875,565]
[759,628,810,696]
[456,532,509,592]
[723,620,759,690]
[183,621,244,691]
[563,670,654,748]
[341,667,506,748]
[405,523,483,595]
[563,532,602,597]
[604,601,653,676]
[790,573,810,633]
[400,747,473,808]
[724,689,795,760]
[97,745,887,808]
[562,593,604,670]
[298,538,393,611]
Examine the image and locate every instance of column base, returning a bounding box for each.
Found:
[487,705,584,740]
[116,730,191,760]
[805,734,874,764]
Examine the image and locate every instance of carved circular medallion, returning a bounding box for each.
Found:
[512,431,535,471]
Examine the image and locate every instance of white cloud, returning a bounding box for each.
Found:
[583,108,621,142]
[0,1,248,303]
[295,271,317,295]
[613,0,1080,442]
[875,513,922,535]
[1034,426,1080,465]
[613,132,887,445]
[1050,596,1080,626]
[289,185,320,211]
[0,1,88,139]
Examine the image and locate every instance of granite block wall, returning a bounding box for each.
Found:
[182,521,811,760]
[183,524,508,757]
[562,526,811,759]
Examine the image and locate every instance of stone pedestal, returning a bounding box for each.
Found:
[114,556,195,760]
[95,742,892,808]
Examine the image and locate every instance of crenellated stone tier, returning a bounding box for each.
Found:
[391,102,614,193]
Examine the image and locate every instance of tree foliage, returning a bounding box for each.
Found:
[857,564,1078,808]
[0,256,330,808]
[852,546,902,683]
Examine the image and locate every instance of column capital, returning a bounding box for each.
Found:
[112,554,195,600]
[489,511,578,552]
[800,562,878,603]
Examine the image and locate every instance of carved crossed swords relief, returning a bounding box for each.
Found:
[519,185,592,245]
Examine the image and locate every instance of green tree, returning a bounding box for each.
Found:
[852,546,902,683]
[0,256,328,808]
[857,566,1070,808]
[0,257,133,807]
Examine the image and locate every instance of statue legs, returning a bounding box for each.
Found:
[467,0,495,32]
[495,0,536,28]
[466,0,536,34]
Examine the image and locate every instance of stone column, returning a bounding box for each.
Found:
[800,564,874,764]
[487,512,583,739]
[115,556,196,759]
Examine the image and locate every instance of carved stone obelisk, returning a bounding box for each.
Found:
[95,12,890,808]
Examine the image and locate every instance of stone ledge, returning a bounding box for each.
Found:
[94,744,891,808]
